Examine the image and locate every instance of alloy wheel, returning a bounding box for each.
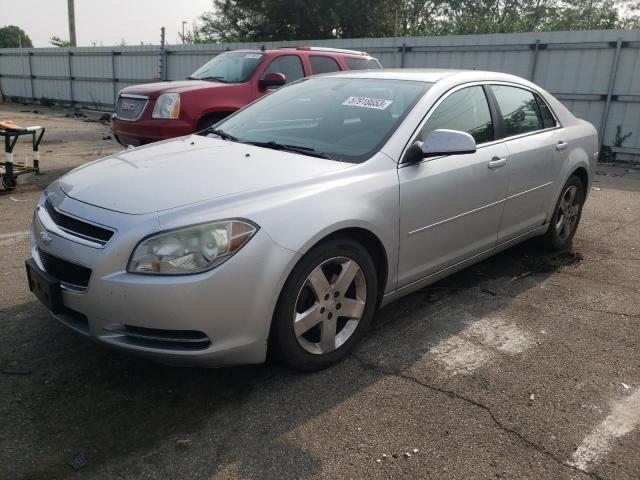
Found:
[555,185,581,242]
[293,256,367,355]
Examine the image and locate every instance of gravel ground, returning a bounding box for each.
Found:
[0,104,639,480]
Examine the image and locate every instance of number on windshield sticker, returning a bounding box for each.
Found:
[342,96,393,110]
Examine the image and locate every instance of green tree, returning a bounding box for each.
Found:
[179,22,209,44]
[197,0,396,42]
[0,25,33,48]
[50,36,73,47]
[196,0,640,41]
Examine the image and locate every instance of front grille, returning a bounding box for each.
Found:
[115,95,148,121]
[39,249,92,290]
[45,199,114,246]
[105,324,211,351]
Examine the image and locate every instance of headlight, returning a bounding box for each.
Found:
[128,220,257,275]
[152,93,181,119]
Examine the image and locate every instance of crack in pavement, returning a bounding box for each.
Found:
[350,353,604,480]
[594,217,640,241]
[556,271,640,293]
[571,304,640,320]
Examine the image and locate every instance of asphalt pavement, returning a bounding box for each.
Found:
[0,105,638,480]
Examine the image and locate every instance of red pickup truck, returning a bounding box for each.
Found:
[111,47,382,146]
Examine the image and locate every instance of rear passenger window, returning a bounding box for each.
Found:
[345,57,381,70]
[535,94,557,129]
[310,56,341,74]
[263,55,304,84]
[491,86,543,137]
[420,86,494,145]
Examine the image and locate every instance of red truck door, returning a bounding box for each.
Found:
[253,54,306,99]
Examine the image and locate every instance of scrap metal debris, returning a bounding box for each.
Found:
[69,453,87,471]
[175,438,192,448]
[508,271,533,283]
[2,367,32,375]
[481,288,497,296]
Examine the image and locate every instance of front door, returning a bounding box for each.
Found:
[255,54,305,99]
[398,85,509,287]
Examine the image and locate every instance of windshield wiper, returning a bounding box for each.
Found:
[195,76,229,83]
[246,141,335,160]
[203,127,238,142]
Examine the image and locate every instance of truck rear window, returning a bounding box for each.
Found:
[345,57,382,70]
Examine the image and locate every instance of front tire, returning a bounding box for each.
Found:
[271,238,378,372]
[542,175,584,250]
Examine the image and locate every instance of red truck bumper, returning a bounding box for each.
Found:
[111,115,195,147]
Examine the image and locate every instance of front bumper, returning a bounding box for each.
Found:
[111,115,195,147]
[29,186,299,367]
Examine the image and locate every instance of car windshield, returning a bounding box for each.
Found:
[189,52,265,83]
[215,77,431,163]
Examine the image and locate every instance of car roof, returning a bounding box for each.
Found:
[320,68,535,87]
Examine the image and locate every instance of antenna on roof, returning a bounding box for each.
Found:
[260,45,266,51]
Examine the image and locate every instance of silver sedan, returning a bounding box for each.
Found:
[26,69,598,371]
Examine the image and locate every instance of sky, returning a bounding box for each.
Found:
[1,0,214,47]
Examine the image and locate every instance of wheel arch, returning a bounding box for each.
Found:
[299,227,389,308]
[570,166,589,196]
[196,111,234,130]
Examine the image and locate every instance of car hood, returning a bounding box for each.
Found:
[121,80,232,98]
[59,135,352,215]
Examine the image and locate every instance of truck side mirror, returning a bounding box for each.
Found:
[259,72,286,91]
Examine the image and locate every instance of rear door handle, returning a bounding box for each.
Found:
[556,141,569,151]
[488,157,507,169]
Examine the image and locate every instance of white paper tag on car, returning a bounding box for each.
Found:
[244,53,263,59]
[342,97,393,110]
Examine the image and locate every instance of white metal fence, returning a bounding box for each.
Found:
[1,29,639,155]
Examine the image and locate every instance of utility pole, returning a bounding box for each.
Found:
[68,0,77,46]
[160,27,167,81]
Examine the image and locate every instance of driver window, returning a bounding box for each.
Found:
[262,55,304,84]
[419,86,494,145]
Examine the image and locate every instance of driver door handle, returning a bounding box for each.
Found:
[556,141,569,151]
[488,157,507,169]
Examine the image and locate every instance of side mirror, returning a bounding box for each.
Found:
[259,72,286,91]
[402,129,477,165]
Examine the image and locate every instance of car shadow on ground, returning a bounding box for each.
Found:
[0,240,582,479]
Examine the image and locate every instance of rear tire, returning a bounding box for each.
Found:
[270,238,378,372]
[542,175,584,251]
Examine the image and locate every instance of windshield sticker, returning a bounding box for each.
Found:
[342,96,393,110]
[244,53,263,59]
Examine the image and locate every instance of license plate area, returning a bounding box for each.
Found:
[25,258,63,314]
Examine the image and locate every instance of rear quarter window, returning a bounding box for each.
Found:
[345,57,382,70]
[535,94,558,129]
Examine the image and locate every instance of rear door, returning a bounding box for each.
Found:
[309,55,342,74]
[397,85,509,287]
[489,85,567,243]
